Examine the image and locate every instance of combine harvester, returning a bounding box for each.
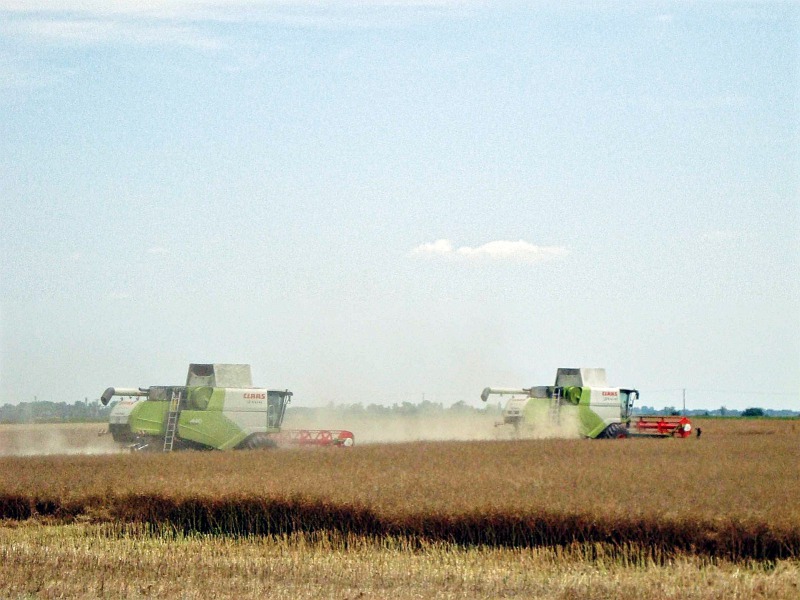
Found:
[481,368,692,439]
[100,363,354,452]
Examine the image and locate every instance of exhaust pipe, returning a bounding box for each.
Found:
[100,387,148,406]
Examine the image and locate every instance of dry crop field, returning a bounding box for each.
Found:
[0,417,798,598]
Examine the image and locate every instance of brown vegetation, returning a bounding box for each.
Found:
[0,524,798,599]
[0,418,798,562]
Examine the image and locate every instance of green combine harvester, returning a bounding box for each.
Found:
[481,367,692,439]
[101,363,354,451]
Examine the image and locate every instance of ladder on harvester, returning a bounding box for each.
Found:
[163,389,182,452]
[549,387,561,426]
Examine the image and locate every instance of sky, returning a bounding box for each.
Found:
[0,1,798,411]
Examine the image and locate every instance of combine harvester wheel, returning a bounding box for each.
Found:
[600,423,629,439]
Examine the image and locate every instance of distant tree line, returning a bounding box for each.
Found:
[0,399,496,424]
[0,399,795,424]
[633,406,797,418]
[0,400,112,424]
[287,400,501,419]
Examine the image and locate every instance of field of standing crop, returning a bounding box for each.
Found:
[0,417,798,598]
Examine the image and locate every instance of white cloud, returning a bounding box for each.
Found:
[410,239,569,264]
[147,246,169,255]
[109,291,131,300]
[409,238,453,257]
[457,239,568,262]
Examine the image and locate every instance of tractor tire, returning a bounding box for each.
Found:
[600,423,629,439]
[237,433,278,450]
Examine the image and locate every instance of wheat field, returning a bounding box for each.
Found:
[0,417,798,597]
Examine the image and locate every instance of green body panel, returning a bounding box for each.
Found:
[571,387,608,439]
[579,408,608,439]
[128,401,169,436]
[187,387,216,410]
[198,387,227,412]
[561,387,582,405]
[175,410,248,450]
[524,386,613,439]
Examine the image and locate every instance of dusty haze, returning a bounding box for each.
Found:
[282,407,582,445]
[0,408,584,456]
[0,423,121,457]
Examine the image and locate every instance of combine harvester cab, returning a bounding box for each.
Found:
[481,368,691,440]
[101,364,354,451]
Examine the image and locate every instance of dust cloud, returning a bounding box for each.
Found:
[514,406,583,440]
[282,407,582,445]
[0,406,583,457]
[284,410,503,444]
[0,423,122,457]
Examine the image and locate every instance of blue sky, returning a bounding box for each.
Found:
[1,1,797,411]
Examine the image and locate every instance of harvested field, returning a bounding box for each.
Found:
[0,524,798,599]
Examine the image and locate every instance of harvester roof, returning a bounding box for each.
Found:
[554,368,608,387]
[186,364,253,388]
